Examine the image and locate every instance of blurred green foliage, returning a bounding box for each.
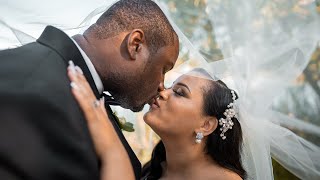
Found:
[272,159,300,180]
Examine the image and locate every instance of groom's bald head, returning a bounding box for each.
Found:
[86,0,177,55]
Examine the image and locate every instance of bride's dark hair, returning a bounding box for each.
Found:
[141,69,246,179]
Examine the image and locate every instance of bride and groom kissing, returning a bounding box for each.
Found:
[0,0,244,179]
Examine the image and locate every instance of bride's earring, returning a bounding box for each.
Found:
[195,132,204,144]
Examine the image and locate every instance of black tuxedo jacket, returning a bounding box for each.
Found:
[0,26,141,180]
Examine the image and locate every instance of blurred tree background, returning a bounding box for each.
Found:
[121,0,320,179]
[160,1,319,178]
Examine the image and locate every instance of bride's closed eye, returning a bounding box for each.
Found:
[173,87,185,97]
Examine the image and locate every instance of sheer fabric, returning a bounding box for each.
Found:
[0,0,319,179]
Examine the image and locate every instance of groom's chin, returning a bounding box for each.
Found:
[130,105,145,112]
[117,98,145,112]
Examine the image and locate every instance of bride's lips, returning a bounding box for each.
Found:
[148,97,160,109]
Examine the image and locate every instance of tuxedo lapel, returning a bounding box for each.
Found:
[105,104,142,179]
[37,25,100,98]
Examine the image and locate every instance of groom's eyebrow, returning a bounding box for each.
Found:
[176,82,191,93]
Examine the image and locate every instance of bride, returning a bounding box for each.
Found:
[68,64,245,180]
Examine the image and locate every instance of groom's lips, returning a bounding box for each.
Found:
[148,97,160,108]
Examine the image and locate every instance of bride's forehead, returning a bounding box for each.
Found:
[178,72,211,81]
[174,74,210,86]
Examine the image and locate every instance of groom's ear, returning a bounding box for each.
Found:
[127,29,145,60]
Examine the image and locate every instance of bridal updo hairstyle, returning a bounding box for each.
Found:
[142,68,246,179]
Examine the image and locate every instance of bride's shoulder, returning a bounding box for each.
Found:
[219,170,242,180]
[205,166,243,180]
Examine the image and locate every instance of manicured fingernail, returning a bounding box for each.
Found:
[68,60,76,74]
[75,66,83,75]
[70,82,79,89]
[68,60,74,67]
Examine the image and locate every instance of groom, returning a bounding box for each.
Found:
[0,0,179,179]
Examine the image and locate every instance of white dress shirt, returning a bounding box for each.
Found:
[71,38,104,94]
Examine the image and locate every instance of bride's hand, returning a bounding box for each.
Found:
[67,61,111,159]
[67,61,134,180]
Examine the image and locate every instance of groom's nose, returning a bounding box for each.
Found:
[158,82,165,92]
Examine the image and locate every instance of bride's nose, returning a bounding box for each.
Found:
[159,88,169,101]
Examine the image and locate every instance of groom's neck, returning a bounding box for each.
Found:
[72,34,114,87]
[72,34,100,65]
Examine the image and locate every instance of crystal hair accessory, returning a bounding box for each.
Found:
[218,90,237,140]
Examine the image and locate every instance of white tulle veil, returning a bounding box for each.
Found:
[1,0,319,179]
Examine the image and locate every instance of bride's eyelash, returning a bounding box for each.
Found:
[173,87,184,96]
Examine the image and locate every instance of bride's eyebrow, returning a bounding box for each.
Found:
[175,82,191,93]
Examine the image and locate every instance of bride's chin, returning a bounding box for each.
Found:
[143,113,158,128]
[143,112,152,124]
[144,108,156,119]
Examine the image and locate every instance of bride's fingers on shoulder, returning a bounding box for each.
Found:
[67,60,80,81]
[73,66,96,97]
[69,78,92,110]
[74,66,91,89]
[70,81,91,110]
[71,85,101,123]
[67,63,99,112]
[67,65,91,96]
[67,66,97,115]
[68,67,87,96]
[74,65,83,75]
[67,62,84,84]
[67,66,78,82]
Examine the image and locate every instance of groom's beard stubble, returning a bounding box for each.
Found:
[105,71,146,112]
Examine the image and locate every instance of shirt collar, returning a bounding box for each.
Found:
[71,38,104,94]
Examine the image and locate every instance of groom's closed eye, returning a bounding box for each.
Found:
[163,65,172,74]
[163,67,168,74]
[164,63,174,74]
